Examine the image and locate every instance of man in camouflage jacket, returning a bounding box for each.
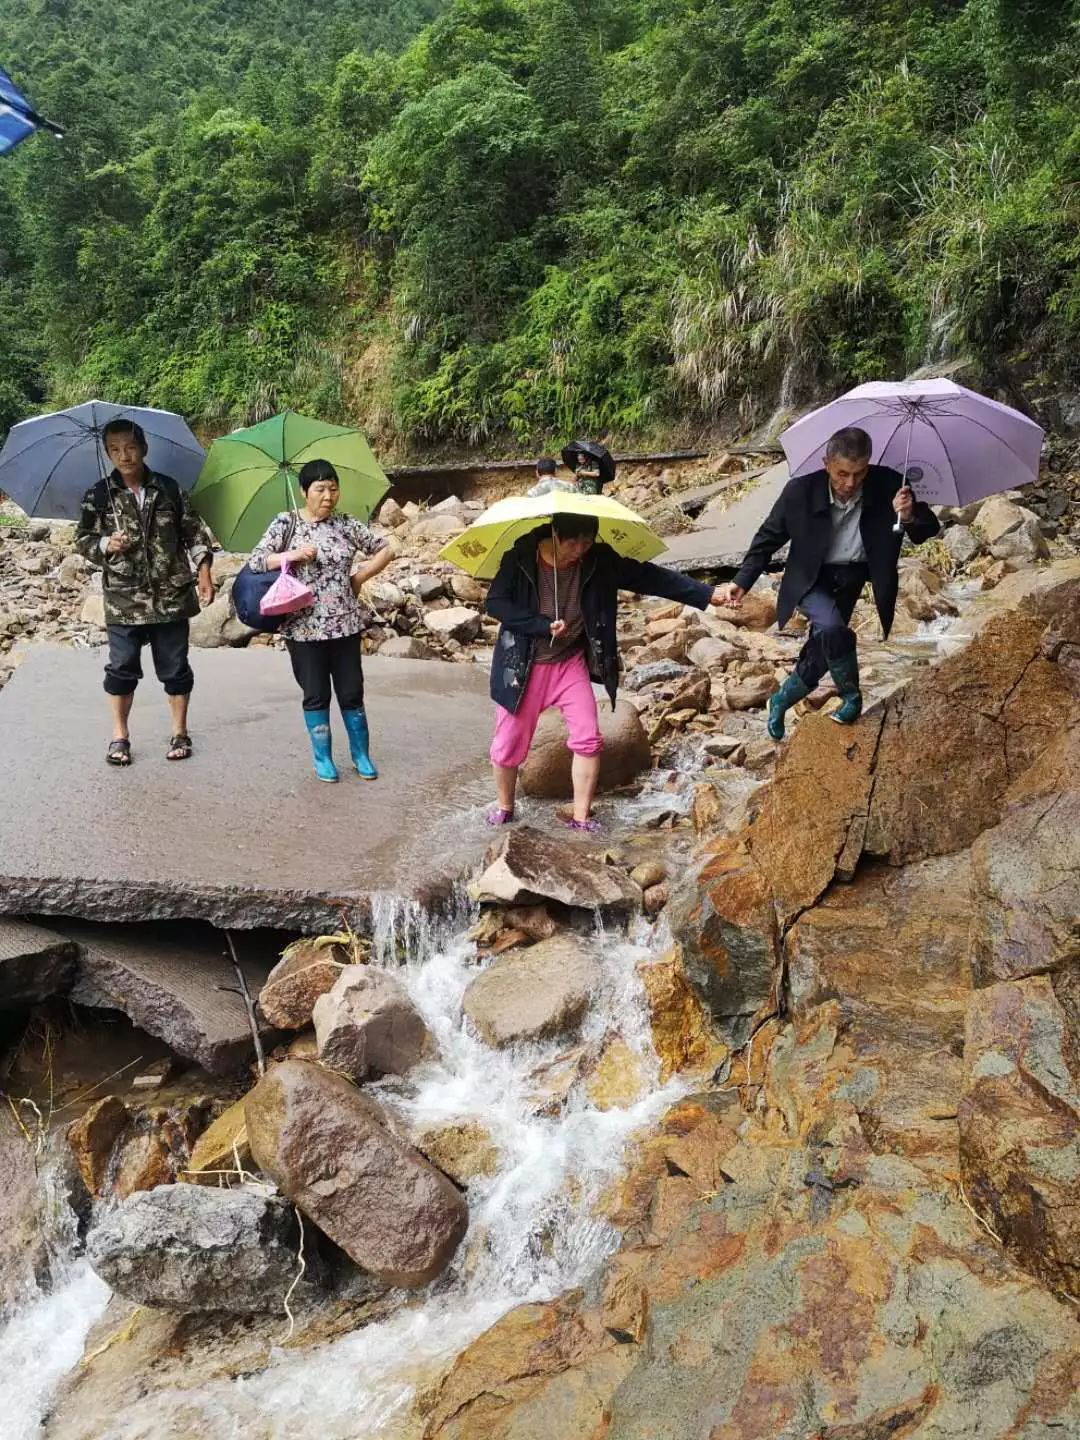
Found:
[75,418,215,765]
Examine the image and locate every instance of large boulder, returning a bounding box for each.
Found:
[86,1183,311,1313]
[941,524,982,567]
[244,1060,467,1287]
[990,516,1051,564]
[667,834,779,1044]
[257,939,349,1030]
[313,965,432,1079]
[972,494,1029,546]
[462,937,600,1048]
[424,606,481,644]
[959,974,1080,1298]
[0,916,78,1004]
[410,512,467,542]
[471,825,639,911]
[865,603,1074,866]
[520,699,651,800]
[188,588,254,648]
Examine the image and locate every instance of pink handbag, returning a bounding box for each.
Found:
[259,558,314,617]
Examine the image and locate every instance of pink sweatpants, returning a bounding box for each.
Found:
[490,652,604,768]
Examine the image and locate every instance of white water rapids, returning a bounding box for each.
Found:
[3,890,690,1439]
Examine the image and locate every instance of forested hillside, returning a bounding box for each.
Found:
[0,0,1077,450]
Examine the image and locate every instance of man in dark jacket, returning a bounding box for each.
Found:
[485,512,729,830]
[714,426,940,739]
[75,418,215,766]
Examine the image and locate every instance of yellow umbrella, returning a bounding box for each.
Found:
[439,491,664,579]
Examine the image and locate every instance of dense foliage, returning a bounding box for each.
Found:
[1,0,1078,447]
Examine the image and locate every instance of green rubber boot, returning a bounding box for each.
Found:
[829,653,863,725]
[767,674,811,741]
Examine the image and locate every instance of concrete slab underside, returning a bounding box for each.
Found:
[0,647,496,930]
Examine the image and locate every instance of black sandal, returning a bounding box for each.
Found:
[166,734,193,761]
[106,739,132,766]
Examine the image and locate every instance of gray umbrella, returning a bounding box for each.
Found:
[0,401,205,521]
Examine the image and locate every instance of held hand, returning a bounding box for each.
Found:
[893,486,915,524]
[549,619,568,639]
[711,583,744,609]
[290,544,318,564]
[106,532,132,555]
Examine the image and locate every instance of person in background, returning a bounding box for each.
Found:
[714,426,940,739]
[248,458,393,782]
[485,512,735,830]
[527,456,576,497]
[75,418,215,766]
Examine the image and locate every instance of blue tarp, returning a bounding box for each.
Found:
[0,66,60,156]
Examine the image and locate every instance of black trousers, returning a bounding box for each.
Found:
[104,620,193,697]
[793,563,870,690]
[286,633,365,712]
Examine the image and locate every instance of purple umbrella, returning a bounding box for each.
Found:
[780,378,1044,531]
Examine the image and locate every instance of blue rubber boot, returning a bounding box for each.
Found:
[766,674,811,741]
[829,653,863,725]
[303,709,339,782]
[341,708,378,780]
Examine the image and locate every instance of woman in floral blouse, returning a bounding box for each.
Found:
[248,458,392,782]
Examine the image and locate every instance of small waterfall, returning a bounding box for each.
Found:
[21,894,688,1439]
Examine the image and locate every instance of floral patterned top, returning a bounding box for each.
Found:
[248,511,386,643]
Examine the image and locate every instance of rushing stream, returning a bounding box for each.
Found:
[3,890,688,1440]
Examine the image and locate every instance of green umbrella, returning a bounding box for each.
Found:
[190,410,389,551]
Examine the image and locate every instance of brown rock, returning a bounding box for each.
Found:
[113,1130,174,1200]
[462,937,600,1048]
[471,825,639,911]
[244,1060,467,1287]
[865,604,1074,865]
[379,634,434,660]
[973,494,1027,546]
[313,965,432,1079]
[970,791,1080,987]
[184,1099,252,1186]
[257,939,349,1030]
[981,558,1016,590]
[520,699,651,800]
[637,950,728,1082]
[691,782,723,833]
[585,1038,649,1111]
[667,834,779,1043]
[409,512,467,541]
[960,975,1080,1298]
[414,1120,499,1185]
[748,710,884,922]
[449,573,486,604]
[689,636,738,669]
[503,904,558,941]
[422,1292,634,1440]
[632,630,689,666]
[721,675,774,711]
[629,860,666,890]
[287,1030,319,1060]
[642,881,669,916]
[724,589,777,631]
[68,1096,130,1197]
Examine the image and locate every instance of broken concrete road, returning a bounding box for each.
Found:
[0,647,495,931]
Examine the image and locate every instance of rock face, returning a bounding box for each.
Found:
[667,834,778,1044]
[68,1096,131,1197]
[520,699,651,799]
[960,975,1080,1298]
[258,939,349,1030]
[0,916,78,1004]
[462,938,600,1048]
[87,1184,309,1313]
[472,825,638,911]
[313,965,432,1078]
[244,1060,468,1287]
[969,790,1080,986]
[865,603,1073,865]
[637,950,728,1082]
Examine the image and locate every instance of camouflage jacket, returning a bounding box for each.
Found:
[74,469,213,626]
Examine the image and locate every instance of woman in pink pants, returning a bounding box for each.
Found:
[485,512,725,831]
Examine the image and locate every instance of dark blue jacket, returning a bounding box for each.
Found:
[733,466,939,638]
[485,531,714,714]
